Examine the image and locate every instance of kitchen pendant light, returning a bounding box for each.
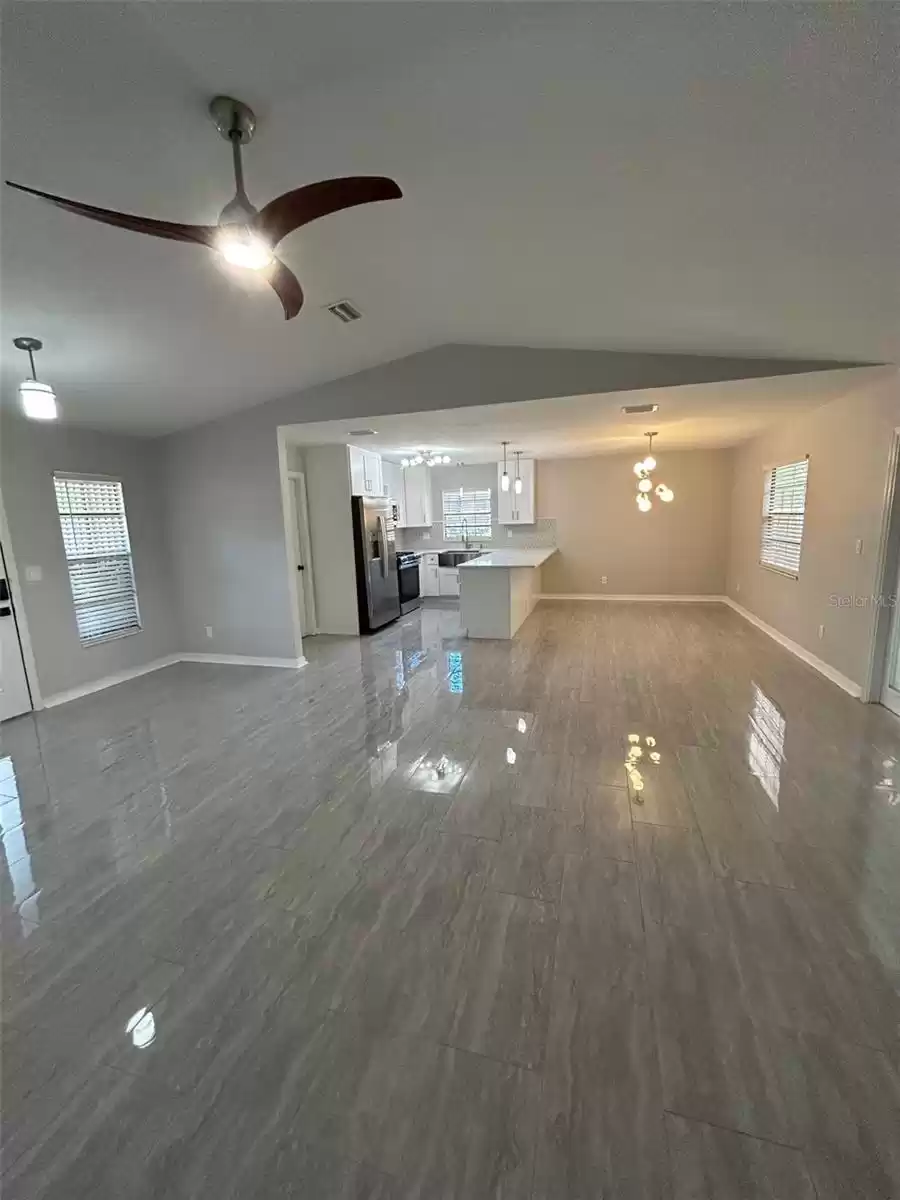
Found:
[633,432,674,511]
[14,337,58,420]
[500,441,510,492]
[514,451,523,495]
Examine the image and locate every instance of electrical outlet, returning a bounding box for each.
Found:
[205,626,213,639]
[817,624,825,640]
[24,565,42,583]
[855,538,864,555]
[601,575,608,585]
[422,533,431,541]
[507,529,513,538]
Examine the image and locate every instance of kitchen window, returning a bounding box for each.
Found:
[54,474,141,644]
[443,488,492,541]
[759,458,809,578]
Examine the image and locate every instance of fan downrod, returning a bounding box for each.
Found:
[208,96,257,144]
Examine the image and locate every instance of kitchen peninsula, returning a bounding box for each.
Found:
[458,548,557,639]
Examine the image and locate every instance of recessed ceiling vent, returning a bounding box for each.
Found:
[622,403,659,415]
[325,299,362,323]
[348,428,377,437]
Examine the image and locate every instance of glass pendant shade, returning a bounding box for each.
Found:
[19,379,58,420]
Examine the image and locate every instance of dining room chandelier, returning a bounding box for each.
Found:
[400,449,451,467]
[633,432,674,512]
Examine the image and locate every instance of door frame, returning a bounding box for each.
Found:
[0,487,41,710]
[863,426,900,705]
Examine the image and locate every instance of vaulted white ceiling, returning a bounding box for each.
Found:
[1,2,896,435]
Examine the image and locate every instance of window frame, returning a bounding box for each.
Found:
[442,487,493,543]
[53,472,142,646]
[759,457,809,580]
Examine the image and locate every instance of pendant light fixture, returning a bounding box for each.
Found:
[514,450,523,495]
[14,337,58,421]
[500,441,510,492]
[633,432,674,512]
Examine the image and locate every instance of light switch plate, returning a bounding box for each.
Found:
[24,565,42,583]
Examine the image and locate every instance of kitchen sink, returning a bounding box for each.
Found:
[437,550,483,567]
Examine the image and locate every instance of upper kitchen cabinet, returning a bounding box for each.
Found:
[348,446,384,498]
[497,458,536,524]
[400,464,433,528]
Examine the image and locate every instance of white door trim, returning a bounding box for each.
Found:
[277,430,306,661]
[0,487,41,710]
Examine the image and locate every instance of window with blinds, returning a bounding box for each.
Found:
[54,475,141,643]
[759,458,809,577]
[443,488,492,541]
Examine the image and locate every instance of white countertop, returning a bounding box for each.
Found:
[458,548,557,569]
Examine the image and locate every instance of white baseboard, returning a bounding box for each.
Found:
[179,653,307,669]
[43,654,181,708]
[722,597,862,698]
[42,652,306,709]
[537,593,727,603]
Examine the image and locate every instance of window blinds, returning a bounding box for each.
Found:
[442,489,492,541]
[759,458,808,577]
[54,476,141,643]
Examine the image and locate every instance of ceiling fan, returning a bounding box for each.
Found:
[5,96,402,321]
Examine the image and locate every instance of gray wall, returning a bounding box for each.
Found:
[538,448,732,596]
[303,445,358,636]
[727,368,899,688]
[162,343,840,660]
[0,413,178,698]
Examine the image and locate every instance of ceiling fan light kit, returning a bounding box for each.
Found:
[14,336,58,420]
[6,95,402,321]
[634,432,674,512]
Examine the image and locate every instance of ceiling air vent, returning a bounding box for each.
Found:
[621,403,659,415]
[348,428,377,438]
[325,299,362,323]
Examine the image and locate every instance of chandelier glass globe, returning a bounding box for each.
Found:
[638,478,652,493]
[642,455,657,472]
[637,494,652,512]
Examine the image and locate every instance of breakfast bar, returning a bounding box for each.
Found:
[458,547,557,639]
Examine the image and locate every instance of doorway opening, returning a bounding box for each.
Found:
[869,428,900,716]
[0,539,34,722]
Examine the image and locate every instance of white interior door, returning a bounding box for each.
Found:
[881,564,900,717]
[0,548,32,722]
[291,475,316,637]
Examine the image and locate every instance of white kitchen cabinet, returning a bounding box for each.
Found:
[401,465,433,528]
[382,460,402,507]
[348,446,384,498]
[497,458,536,524]
[438,567,460,597]
[420,552,440,596]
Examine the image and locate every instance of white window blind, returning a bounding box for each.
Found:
[760,458,809,577]
[54,475,141,643]
[443,489,492,541]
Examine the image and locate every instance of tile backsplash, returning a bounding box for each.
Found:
[398,518,557,552]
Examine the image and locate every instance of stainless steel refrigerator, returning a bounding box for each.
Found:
[351,496,401,632]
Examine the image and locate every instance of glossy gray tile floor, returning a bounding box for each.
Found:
[2,601,899,1198]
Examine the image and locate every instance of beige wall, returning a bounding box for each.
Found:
[537,448,732,596]
[727,369,899,689]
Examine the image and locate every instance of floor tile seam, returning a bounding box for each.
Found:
[662,1106,810,1154]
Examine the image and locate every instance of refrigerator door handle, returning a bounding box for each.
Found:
[377,515,388,578]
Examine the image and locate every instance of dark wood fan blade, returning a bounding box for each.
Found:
[6,181,218,246]
[266,259,304,320]
[256,176,402,246]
